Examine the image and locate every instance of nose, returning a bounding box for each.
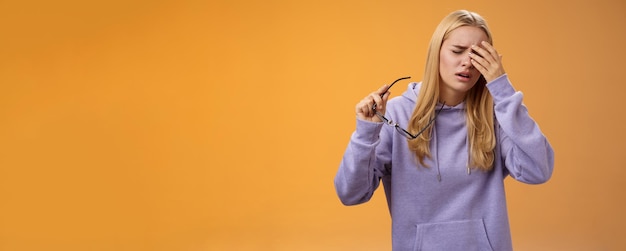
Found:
[462,53,473,69]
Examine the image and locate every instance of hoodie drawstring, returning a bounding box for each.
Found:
[433,122,443,182]
[432,107,472,182]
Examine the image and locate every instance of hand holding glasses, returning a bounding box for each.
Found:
[356,77,445,140]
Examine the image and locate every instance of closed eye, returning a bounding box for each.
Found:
[451,45,468,54]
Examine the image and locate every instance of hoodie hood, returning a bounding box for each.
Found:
[401,82,420,103]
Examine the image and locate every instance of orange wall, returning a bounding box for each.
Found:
[1,0,625,250]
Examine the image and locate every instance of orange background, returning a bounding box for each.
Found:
[1,0,625,250]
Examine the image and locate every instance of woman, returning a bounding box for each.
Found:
[334,10,554,251]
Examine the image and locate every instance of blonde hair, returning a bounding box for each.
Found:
[408,10,495,171]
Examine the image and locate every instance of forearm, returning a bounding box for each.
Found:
[487,74,555,183]
[334,119,387,205]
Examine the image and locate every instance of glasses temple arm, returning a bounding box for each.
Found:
[382,76,411,96]
[373,76,412,111]
[409,101,446,139]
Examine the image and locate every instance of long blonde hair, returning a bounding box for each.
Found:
[408,10,495,171]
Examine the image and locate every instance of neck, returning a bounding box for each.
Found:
[438,87,466,106]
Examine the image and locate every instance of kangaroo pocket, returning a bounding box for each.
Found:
[413,219,494,251]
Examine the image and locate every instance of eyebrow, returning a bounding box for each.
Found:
[451,45,469,50]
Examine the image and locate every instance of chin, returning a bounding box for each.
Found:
[440,77,478,93]
[451,81,477,93]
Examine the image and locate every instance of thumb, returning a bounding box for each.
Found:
[376,84,390,96]
[378,91,391,110]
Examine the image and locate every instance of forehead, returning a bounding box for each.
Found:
[443,26,489,46]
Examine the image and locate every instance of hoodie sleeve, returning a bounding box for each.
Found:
[334,118,392,205]
[487,74,554,184]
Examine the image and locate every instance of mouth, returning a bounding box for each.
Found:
[455,72,471,80]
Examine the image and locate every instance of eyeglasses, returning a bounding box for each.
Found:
[373,77,445,140]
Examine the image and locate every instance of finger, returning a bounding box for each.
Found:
[371,93,384,111]
[382,91,391,102]
[480,41,499,58]
[377,91,391,111]
[364,96,375,113]
[469,53,488,70]
[357,101,373,118]
[357,84,392,120]
[478,41,500,65]
[470,57,488,75]
[375,84,390,96]
[471,44,496,63]
[362,105,373,117]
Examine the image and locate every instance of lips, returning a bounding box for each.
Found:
[456,72,471,80]
[456,71,471,77]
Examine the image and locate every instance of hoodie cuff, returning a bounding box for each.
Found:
[486,74,516,103]
[353,118,383,144]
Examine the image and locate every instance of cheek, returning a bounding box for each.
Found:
[472,73,483,85]
[472,68,482,78]
[439,54,453,71]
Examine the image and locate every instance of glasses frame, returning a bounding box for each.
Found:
[373,77,445,140]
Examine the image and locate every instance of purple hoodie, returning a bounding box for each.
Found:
[334,74,554,251]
